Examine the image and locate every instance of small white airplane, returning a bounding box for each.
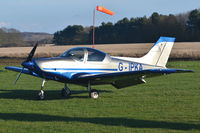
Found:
[5,37,192,99]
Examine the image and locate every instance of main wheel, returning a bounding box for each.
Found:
[38,90,45,100]
[61,88,71,98]
[89,89,99,99]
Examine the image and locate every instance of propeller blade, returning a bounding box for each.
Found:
[14,67,24,84]
[26,42,38,62]
[14,42,38,84]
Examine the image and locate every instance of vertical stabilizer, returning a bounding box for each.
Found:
[140,37,175,67]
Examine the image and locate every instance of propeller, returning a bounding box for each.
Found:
[14,67,24,84]
[14,42,39,84]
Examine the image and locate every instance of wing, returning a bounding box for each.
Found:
[5,66,39,77]
[71,68,193,89]
[5,66,193,89]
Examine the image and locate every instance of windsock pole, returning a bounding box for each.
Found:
[92,8,95,48]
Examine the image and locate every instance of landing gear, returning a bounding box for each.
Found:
[61,83,71,98]
[37,80,98,99]
[88,81,99,99]
[38,79,46,100]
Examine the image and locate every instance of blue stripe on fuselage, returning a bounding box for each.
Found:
[43,68,118,71]
[42,71,106,81]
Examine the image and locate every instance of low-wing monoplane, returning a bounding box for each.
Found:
[5,37,192,99]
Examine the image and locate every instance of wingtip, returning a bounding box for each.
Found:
[4,66,11,70]
[175,69,194,73]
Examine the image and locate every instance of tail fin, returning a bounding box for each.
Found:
[140,37,175,67]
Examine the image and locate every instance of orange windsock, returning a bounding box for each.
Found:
[96,6,114,15]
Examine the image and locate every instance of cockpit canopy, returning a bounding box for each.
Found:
[60,47,107,62]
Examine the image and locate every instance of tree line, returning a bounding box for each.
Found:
[53,9,200,45]
[0,28,25,47]
[0,28,53,47]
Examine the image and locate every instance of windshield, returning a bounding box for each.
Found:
[60,48,85,61]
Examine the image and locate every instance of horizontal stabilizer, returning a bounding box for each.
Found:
[147,68,193,73]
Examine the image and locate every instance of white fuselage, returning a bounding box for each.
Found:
[35,55,164,75]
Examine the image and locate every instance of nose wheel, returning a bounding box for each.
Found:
[38,90,45,100]
[38,79,46,100]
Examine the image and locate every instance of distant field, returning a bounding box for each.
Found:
[0,61,199,133]
[0,42,200,59]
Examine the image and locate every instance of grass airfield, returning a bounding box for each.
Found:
[0,61,200,133]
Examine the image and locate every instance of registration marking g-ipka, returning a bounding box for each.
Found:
[118,62,143,71]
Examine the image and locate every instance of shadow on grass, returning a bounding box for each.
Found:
[0,89,112,100]
[0,113,199,131]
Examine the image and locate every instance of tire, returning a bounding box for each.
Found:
[89,89,99,99]
[38,90,45,100]
[61,88,71,98]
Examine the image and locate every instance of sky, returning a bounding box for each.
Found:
[0,0,199,33]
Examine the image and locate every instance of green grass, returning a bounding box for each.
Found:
[0,61,200,133]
